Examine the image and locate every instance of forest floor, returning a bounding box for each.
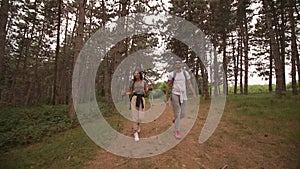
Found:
[84,97,300,169]
[1,94,299,169]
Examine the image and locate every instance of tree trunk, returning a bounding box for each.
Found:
[288,0,298,95]
[198,48,209,99]
[67,12,78,104]
[103,53,111,105]
[25,0,39,105]
[263,0,283,99]
[0,0,9,100]
[291,46,298,95]
[239,36,243,94]
[213,49,219,96]
[58,13,68,105]
[68,0,87,118]
[222,35,228,95]
[22,39,30,105]
[10,56,21,106]
[10,28,27,105]
[289,0,300,89]
[269,40,273,92]
[209,47,213,96]
[296,47,300,89]
[200,60,209,100]
[25,79,33,106]
[232,36,238,94]
[243,17,249,95]
[33,20,45,104]
[280,0,286,92]
[53,0,62,105]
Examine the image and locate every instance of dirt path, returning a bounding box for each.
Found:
[84,101,299,169]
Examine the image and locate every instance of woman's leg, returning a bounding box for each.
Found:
[131,96,140,141]
[136,97,145,133]
[131,96,139,132]
[180,100,187,119]
[171,94,181,131]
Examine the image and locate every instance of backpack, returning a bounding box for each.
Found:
[172,70,188,83]
[170,70,188,101]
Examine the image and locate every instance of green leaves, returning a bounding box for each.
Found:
[0,105,78,152]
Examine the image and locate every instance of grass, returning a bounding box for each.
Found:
[228,93,300,118]
[0,91,299,168]
[0,127,98,169]
[0,105,78,152]
[228,84,276,94]
[0,101,124,169]
[227,93,300,143]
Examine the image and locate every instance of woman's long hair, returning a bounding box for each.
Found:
[133,71,143,81]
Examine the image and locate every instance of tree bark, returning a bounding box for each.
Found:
[213,49,219,96]
[288,0,298,95]
[68,0,87,118]
[239,36,243,94]
[263,0,283,99]
[269,40,273,92]
[280,0,286,92]
[222,35,228,95]
[243,17,249,95]
[58,12,68,105]
[0,0,9,100]
[200,59,209,99]
[232,36,238,94]
[53,0,62,105]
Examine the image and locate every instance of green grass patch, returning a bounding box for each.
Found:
[1,92,299,168]
[0,99,124,169]
[0,105,78,152]
[228,93,300,119]
[227,93,300,142]
[0,127,98,169]
[228,84,276,94]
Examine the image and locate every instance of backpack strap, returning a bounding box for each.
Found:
[172,71,176,82]
[172,70,187,82]
[183,70,187,80]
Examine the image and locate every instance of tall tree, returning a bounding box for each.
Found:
[237,0,252,95]
[251,10,274,92]
[263,0,283,98]
[231,35,238,94]
[238,35,244,94]
[288,0,299,95]
[68,0,87,118]
[53,0,62,105]
[0,0,9,100]
[279,0,287,92]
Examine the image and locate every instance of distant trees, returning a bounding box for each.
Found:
[168,0,299,99]
[288,0,299,95]
[258,0,299,98]
[168,0,254,97]
[0,0,298,109]
[263,0,284,98]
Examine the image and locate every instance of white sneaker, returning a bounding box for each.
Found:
[134,132,139,141]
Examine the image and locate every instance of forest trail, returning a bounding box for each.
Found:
[83,101,299,169]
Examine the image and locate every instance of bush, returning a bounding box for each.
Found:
[0,105,78,152]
